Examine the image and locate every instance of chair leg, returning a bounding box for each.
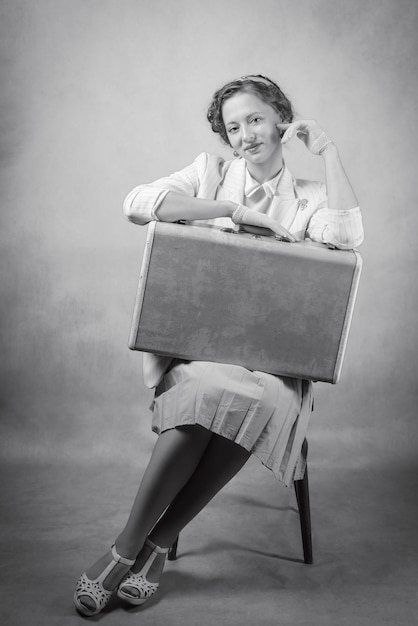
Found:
[294,440,313,564]
[166,445,313,566]
[168,535,179,561]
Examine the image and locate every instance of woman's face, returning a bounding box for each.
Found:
[222,91,283,172]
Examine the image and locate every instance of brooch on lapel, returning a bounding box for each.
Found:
[298,199,308,210]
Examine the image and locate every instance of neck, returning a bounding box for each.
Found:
[246,151,283,183]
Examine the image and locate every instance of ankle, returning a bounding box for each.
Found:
[148,532,176,550]
[114,535,140,561]
[130,542,168,580]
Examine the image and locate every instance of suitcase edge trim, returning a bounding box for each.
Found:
[332,250,363,383]
[129,222,363,385]
[128,221,157,349]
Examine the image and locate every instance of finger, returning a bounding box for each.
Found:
[240,224,275,237]
[280,127,295,144]
[275,232,296,243]
[279,225,294,239]
[276,123,291,143]
[288,119,311,134]
[280,131,291,144]
[295,119,325,137]
[280,231,296,242]
[278,233,297,243]
[293,119,313,128]
[279,226,297,242]
[272,224,296,242]
[280,121,302,144]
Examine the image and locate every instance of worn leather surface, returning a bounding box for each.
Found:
[130,223,361,383]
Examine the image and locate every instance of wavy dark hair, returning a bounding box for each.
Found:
[207,74,294,145]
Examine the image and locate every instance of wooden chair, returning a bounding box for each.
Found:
[167,438,313,565]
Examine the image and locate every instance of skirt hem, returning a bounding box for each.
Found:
[150,360,313,488]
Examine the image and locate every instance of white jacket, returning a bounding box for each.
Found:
[123,152,364,387]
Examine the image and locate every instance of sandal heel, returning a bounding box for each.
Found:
[117,538,169,606]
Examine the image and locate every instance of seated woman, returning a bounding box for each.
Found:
[74,74,364,617]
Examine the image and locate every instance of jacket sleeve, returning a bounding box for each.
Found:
[306,183,364,249]
[123,153,209,225]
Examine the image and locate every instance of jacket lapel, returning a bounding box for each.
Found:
[201,156,306,234]
[264,164,301,229]
[215,157,247,204]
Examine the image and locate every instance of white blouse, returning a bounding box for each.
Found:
[123,153,364,388]
[124,152,364,250]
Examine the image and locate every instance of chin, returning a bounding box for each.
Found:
[248,153,269,165]
[245,150,265,161]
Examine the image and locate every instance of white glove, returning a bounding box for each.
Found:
[277,120,333,155]
[231,205,296,242]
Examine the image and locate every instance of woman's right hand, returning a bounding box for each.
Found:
[231,205,297,242]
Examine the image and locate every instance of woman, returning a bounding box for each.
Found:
[74,74,363,616]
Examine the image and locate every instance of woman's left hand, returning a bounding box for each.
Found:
[277,120,333,156]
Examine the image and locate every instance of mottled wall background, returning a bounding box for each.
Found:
[1,0,417,472]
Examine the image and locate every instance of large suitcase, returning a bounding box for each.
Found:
[129,222,362,383]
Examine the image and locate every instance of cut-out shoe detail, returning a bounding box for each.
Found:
[117,538,169,606]
[74,545,135,616]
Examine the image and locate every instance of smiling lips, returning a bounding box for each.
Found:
[245,143,262,152]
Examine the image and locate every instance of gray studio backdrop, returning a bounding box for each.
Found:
[1,0,417,474]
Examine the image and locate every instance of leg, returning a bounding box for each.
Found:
[149,433,251,548]
[116,425,213,556]
[76,425,212,613]
[118,433,250,603]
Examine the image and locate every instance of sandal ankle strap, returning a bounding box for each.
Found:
[145,537,170,554]
[111,544,136,566]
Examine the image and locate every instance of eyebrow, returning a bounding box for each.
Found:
[225,111,264,126]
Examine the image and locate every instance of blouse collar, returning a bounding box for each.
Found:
[244,162,296,200]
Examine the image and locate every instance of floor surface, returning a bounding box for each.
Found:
[1,449,417,626]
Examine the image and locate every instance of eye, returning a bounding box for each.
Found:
[250,116,263,124]
[227,126,239,134]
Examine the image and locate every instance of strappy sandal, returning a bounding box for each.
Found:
[117,538,169,606]
[73,545,135,616]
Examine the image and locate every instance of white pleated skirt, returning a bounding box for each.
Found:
[150,360,313,487]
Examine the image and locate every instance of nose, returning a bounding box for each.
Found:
[242,125,255,143]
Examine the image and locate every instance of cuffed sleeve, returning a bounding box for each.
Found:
[123,187,170,224]
[307,206,364,249]
[122,153,209,225]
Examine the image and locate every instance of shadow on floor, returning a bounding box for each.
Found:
[1,458,417,625]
